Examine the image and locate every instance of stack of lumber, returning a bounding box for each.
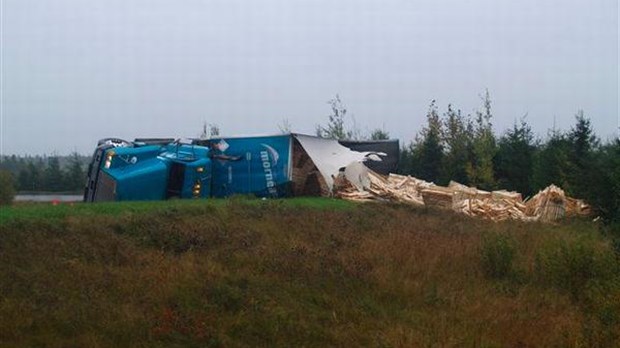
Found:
[448,181,491,199]
[336,172,431,205]
[444,183,526,222]
[452,194,530,222]
[524,185,565,222]
[420,186,456,210]
[381,173,434,205]
[524,185,590,222]
[335,169,591,223]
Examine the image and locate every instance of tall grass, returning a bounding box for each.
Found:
[0,200,618,347]
[480,232,516,279]
[535,236,618,299]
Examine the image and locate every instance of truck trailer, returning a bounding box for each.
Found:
[84,134,399,202]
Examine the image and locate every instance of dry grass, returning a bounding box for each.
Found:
[0,199,618,347]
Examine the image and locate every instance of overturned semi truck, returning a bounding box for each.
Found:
[83,134,399,202]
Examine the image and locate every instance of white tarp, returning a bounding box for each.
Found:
[344,161,371,191]
[294,134,380,191]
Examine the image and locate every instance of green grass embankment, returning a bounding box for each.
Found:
[0,197,353,225]
[1,198,619,347]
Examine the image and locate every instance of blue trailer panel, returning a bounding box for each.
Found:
[209,135,292,198]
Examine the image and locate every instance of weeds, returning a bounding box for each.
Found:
[480,232,516,279]
[535,236,618,300]
[1,200,619,347]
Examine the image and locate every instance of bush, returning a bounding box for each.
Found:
[480,232,516,279]
[0,170,16,205]
[535,237,618,300]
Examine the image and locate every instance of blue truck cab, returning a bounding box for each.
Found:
[84,138,212,202]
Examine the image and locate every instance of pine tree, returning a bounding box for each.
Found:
[567,111,597,198]
[18,168,30,191]
[65,152,85,192]
[441,105,472,185]
[370,128,390,140]
[494,118,536,196]
[532,130,571,192]
[416,100,444,182]
[25,162,42,191]
[586,139,620,222]
[467,90,497,190]
[397,145,415,175]
[43,156,64,192]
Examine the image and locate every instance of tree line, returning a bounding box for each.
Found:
[315,92,619,223]
[0,153,89,193]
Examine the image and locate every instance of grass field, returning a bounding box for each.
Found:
[1,198,619,347]
[0,197,354,226]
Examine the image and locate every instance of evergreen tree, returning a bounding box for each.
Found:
[441,105,472,185]
[586,139,620,222]
[494,118,536,196]
[415,100,444,182]
[0,155,21,173]
[43,156,65,192]
[467,90,497,190]
[370,128,390,140]
[18,168,30,191]
[24,162,42,191]
[532,130,571,192]
[567,111,597,198]
[397,145,415,175]
[65,152,86,192]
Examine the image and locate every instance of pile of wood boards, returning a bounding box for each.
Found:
[336,172,432,205]
[452,192,530,222]
[524,185,591,222]
[335,170,591,223]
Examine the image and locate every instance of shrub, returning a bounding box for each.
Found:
[480,232,516,279]
[0,170,16,205]
[535,237,618,300]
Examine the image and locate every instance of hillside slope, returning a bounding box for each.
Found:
[1,199,619,347]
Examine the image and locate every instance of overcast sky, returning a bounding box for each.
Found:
[1,0,618,155]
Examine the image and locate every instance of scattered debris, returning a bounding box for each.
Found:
[335,170,590,223]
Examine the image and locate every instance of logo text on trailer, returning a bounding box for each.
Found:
[260,144,279,196]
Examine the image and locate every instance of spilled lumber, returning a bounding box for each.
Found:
[334,170,590,223]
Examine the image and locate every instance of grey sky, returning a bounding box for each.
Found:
[2,0,618,155]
